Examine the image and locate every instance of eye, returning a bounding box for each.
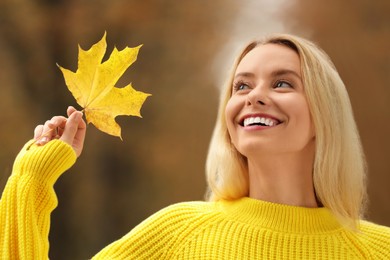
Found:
[274,80,292,89]
[233,81,251,92]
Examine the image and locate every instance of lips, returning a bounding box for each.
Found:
[239,114,281,127]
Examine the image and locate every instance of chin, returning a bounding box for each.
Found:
[236,142,276,157]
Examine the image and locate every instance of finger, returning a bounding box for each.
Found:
[72,113,87,156]
[34,125,44,140]
[36,120,54,145]
[66,106,86,143]
[57,125,65,137]
[37,116,67,145]
[60,111,83,147]
[67,106,78,117]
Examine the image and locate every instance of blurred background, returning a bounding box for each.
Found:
[0,0,389,258]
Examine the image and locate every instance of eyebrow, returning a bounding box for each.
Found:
[234,72,255,79]
[234,69,302,80]
[270,69,301,79]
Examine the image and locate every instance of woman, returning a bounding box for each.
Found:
[1,34,389,259]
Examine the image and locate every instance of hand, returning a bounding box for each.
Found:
[34,106,87,157]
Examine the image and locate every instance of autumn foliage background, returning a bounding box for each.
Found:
[0,0,389,259]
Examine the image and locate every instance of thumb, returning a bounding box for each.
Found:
[60,111,83,146]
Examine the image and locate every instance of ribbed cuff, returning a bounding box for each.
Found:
[13,139,77,186]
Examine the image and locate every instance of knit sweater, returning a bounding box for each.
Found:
[1,140,390,259]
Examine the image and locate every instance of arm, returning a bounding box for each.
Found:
[0,107,86,259]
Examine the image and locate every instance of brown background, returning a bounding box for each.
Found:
[0,0,389,259]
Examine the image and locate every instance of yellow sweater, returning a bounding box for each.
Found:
[1,140,390,259]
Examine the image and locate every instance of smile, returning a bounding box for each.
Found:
[240,115,281,127]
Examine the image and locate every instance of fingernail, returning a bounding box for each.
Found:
[40,137,48,144]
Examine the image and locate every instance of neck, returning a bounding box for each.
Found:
[247,148,318,208]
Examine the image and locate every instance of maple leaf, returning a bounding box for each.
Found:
[58,32,150,139]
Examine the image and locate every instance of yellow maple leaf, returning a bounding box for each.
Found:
[58,32,150,139]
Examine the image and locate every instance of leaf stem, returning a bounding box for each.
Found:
[27,128,56,150]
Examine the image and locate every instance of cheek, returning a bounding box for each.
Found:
[224,99,239,140]
[299,101,314,136]
[289,98,314,137]
[225,100,233,122]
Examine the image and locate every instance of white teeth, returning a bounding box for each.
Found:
[243,117,277,127]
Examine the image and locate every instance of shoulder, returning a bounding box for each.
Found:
[132,200,227,245]
[358,220,390,258]
[93,201,222,259]
[127,200,223,239]
[360,220,390,239]
[142,200,222,227]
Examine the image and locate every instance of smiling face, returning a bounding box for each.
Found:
[225,43,315,158]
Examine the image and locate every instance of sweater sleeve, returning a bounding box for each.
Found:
[0,140,77,259]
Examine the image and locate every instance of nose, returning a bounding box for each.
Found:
[245,84,269,106]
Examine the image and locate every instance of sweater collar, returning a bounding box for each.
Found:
[219,197,342,234]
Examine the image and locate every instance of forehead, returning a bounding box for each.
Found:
[235,44,301,76]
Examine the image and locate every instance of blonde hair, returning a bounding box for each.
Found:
[205,34,367,228]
